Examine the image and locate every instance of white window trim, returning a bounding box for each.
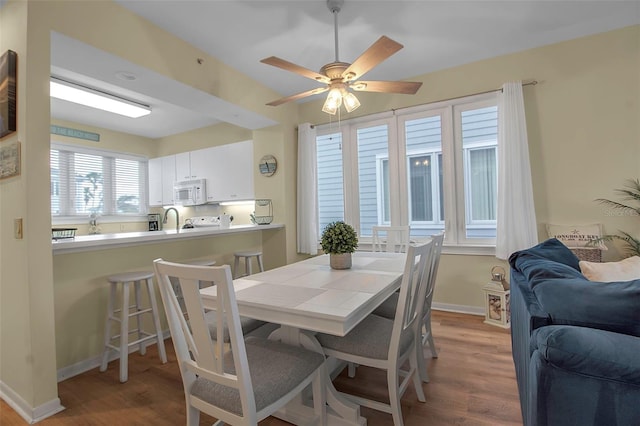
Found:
[375,153,390,225]
[452,99,498,246]
[315,92,499,249]
[51,142,149,222]
[405,150,443,227]
[462,141,497,227]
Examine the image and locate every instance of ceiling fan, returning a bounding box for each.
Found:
[261,0,422,115]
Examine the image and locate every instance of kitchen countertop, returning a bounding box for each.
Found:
[52,223,284,255]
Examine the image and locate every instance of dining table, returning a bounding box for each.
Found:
[200,251,407,426]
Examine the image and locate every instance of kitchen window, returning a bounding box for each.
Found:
[315,93,498,248]
[50,143,148,218]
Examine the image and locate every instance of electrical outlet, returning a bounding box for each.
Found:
[120,224,126,231]
[14,218,23,239]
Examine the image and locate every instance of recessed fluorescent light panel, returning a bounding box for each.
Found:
[50,77,151,118]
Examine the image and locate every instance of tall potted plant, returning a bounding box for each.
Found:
[320,221,359,269]
[595,178,640,257]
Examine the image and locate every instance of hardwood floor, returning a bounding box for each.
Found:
[0,311,522,425]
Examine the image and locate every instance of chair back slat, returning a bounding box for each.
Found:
[390,241,433,362]
[424,233,444,305]
[372,225,410,253]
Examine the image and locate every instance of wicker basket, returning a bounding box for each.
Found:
[254,215,273,225]
[571,248,602,263]
[52,228,77,240]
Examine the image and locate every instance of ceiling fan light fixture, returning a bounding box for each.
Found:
[322,87,343,115]
[261,0,420,110]
[342,91,360,113]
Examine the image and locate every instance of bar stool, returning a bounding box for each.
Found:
[100,270,168,382]
[233,251,264,278]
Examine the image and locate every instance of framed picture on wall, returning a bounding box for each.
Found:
[0,140,20,179]
[0,50,17,139]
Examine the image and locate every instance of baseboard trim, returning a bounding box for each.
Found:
[58,306,483,381]
[0,381,65,424]
[57,330,171,382]
[432,302,485,316]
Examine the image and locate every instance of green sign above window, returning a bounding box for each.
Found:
[50,125,100,142]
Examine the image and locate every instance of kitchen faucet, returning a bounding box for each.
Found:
[163,207,180,232]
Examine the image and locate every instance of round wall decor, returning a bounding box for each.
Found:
[259,154,277,177]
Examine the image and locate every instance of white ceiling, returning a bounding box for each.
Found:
[51,0,640,139]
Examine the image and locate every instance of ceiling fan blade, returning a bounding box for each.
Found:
[351,80,423,95]
[266,87,329,106]
[261,56,331,84]
[342,36,404,81]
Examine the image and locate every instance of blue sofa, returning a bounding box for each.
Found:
[508,238,640,426]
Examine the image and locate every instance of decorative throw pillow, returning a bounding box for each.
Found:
[579,256,640,282]
[546,223,607,250]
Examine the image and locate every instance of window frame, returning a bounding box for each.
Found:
[451,98,499,246]
[314,93,498,252]
[463,142,497,227]
[405,149,443,227]
[50,142,149,223]
[375,154,391,226]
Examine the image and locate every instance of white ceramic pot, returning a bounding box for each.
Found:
[330,253,352,270]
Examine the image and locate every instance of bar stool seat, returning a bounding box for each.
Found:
[100,270,167,383]
[233,250,264,278]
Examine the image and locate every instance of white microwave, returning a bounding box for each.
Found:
[174,179,207,206]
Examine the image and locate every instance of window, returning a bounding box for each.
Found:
[50,143,148,217]
[316,133,345,232]
[357,124,389,237]
[315,94,498,248]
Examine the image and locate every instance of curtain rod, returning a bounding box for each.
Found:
[308,80,538,128]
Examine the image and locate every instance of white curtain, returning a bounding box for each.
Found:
[496,82,538,259]
[297,123,319,255]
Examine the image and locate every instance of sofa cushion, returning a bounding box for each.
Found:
[510,239,585,287]
[532,325,640,385]
[530,276,640,337]
[580,256,640,282]
[509,238,581,273]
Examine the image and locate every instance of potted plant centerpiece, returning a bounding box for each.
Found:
[321,221,359,269]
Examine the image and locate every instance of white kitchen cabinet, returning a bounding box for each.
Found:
[161,155,177,205]
[209,140,254,202]
[148,155,176,206]
[148,157,163,206]
[156,140,254,205]
[175,152,193,181]
[176,150,213,182]
[190,147,215,185]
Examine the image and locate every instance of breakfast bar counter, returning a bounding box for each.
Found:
[51,223,286,379]
[52,223,283,254]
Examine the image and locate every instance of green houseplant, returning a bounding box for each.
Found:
[594,178,640,257]
[320,221,359,269]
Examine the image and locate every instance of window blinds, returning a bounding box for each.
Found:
[50,143,147,217]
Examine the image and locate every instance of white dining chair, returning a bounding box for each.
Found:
[372,225,410,253]
[169,258,266,342]
[416,232,444,381]
[373,232,444,383]
[153,259,327,426]
[344,225,410,378]
[316,241,434,426]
